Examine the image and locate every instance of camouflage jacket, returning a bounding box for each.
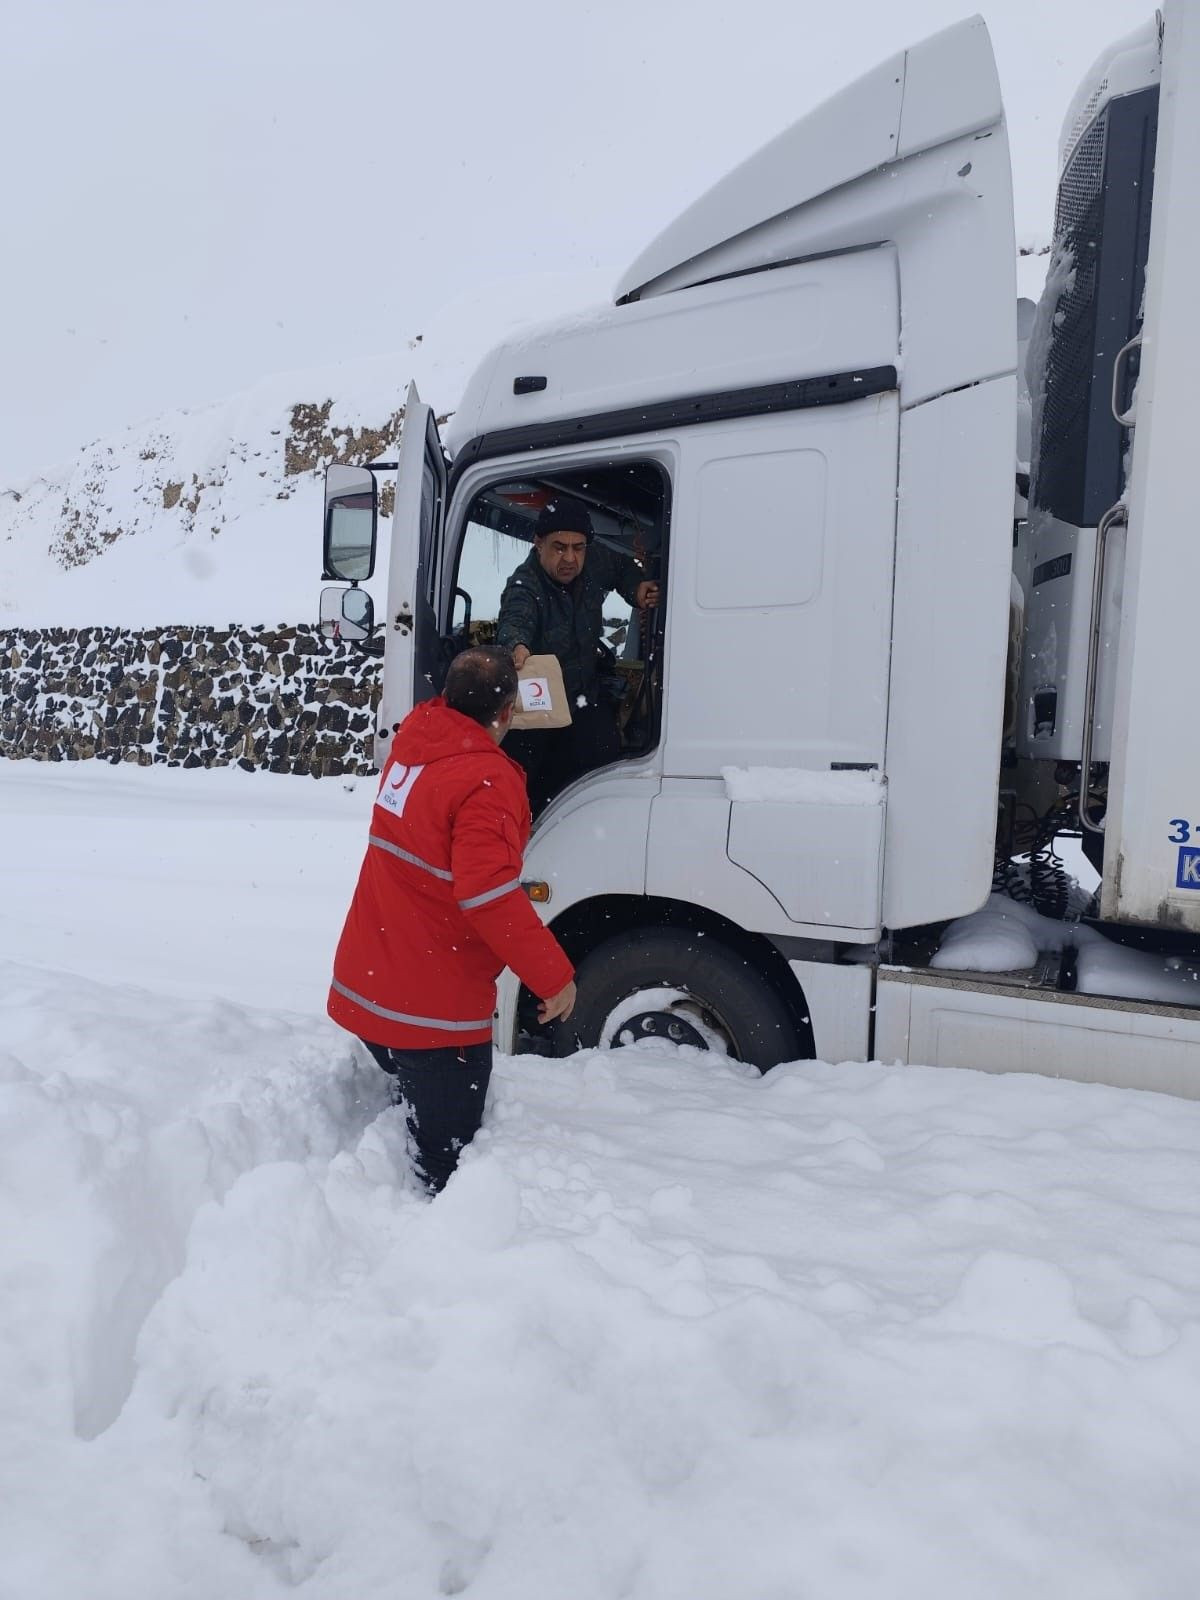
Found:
[495,545,643,698]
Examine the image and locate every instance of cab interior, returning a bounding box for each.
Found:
[443,458,669,769]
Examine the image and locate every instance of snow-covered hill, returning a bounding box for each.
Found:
[2,0,1127,488]
[2,256,1050,631]
[0,274,610,629]
[1,359,403,629]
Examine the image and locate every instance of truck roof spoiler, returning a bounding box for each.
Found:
[616,15,1003,304]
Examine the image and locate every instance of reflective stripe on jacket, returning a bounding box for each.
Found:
[328,698,574,1050]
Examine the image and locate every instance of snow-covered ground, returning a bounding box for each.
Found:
[4,759,1200,1597]
[0,761,367,1013]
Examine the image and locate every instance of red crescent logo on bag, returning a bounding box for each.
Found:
[529,682,544,697]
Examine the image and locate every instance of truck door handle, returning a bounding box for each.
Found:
[1111,333,1142,428]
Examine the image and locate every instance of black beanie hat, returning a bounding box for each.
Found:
[535,496,594,542]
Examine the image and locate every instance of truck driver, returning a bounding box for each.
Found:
[496,495,659,814]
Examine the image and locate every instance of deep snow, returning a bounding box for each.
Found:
[4,761,1200,1597]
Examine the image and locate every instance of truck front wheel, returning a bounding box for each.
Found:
[553,927,809,1072]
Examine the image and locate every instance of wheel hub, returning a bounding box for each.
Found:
[615,1009,711,1051]
[600,985,736,1056]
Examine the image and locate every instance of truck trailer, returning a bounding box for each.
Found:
[320,5,1200,1096]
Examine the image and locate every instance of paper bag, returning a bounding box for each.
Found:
[511,655,572,730]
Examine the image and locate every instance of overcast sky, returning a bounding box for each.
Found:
[1,0,1149,482]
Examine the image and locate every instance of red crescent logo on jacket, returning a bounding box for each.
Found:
[376,763,426,818]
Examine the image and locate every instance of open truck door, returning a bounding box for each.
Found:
[377,382,447,766]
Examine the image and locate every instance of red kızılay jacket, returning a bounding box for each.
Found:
[328,698,574,1050]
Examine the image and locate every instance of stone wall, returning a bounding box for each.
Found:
[0,624,381,776]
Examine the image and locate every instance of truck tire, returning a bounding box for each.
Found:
[553,927,809,1072]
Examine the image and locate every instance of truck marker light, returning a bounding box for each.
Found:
[523,881,552,903]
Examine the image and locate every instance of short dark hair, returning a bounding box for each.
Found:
[444,646,519,726]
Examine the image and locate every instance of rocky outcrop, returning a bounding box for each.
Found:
[284,401,405,483]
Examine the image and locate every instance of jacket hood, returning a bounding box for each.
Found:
[390,698,531,786]
[389,698,502,766]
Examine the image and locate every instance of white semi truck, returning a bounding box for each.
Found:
[320,6,1200,1096]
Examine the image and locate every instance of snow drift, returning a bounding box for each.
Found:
[2,763,1199,1600]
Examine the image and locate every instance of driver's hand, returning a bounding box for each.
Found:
[538,980,577,1024]
[512,645,531,669]
[636,580,660,609]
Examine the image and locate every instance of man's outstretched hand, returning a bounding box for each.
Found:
[635,580,660,609]
[539,980,577,1024]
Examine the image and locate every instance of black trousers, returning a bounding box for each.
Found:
[362,1039,493,1194]
[504,699,621,816]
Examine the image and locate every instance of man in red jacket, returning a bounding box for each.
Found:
[328,647,576,1193]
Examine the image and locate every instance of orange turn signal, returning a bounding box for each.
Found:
[522,880,552,904]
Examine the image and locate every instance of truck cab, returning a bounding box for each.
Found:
[322,7,1200,1091]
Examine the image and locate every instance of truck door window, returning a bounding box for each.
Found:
[452,524,529,644]
[445,460,669,812]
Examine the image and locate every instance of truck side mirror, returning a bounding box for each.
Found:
[320,584,375,643]
[323,464,378,581]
